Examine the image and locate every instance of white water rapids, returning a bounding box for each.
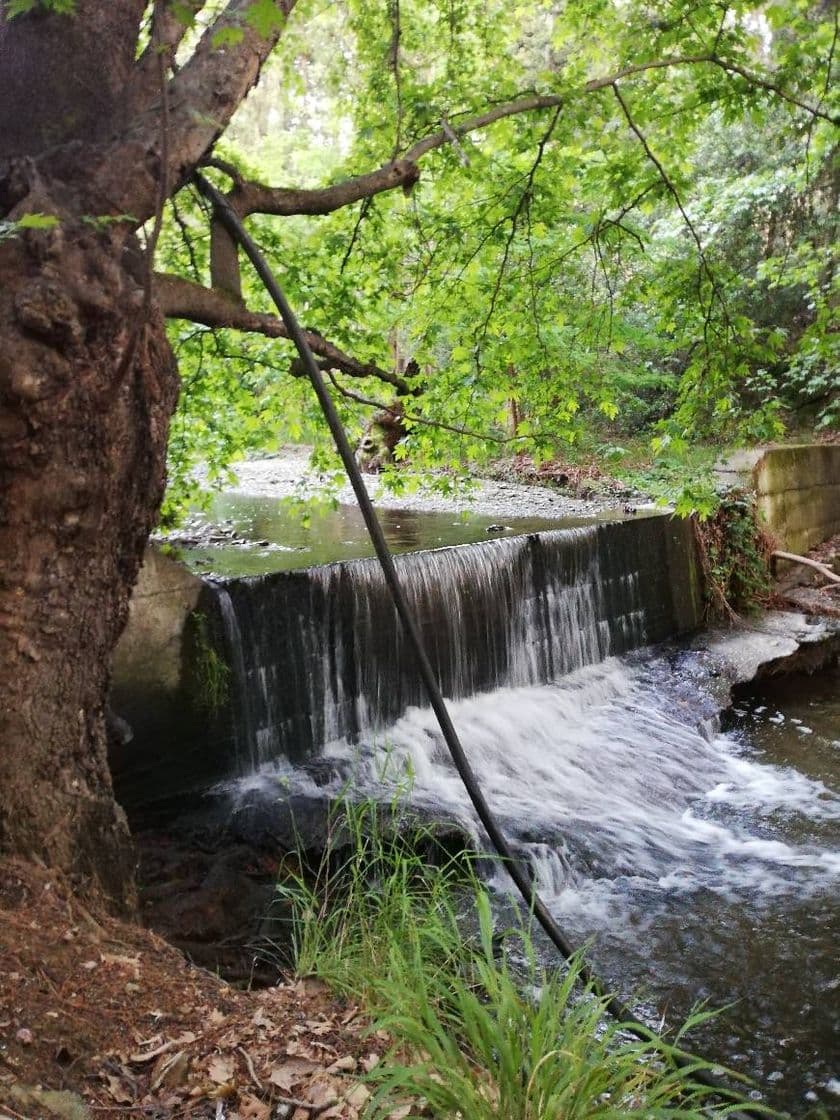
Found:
[229,655,840,1110]
[240,657,839,912]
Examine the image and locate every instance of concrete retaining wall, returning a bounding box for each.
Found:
[110,548,234,824]
[110,515,703,825]
[715,444,840,554]
[754,445,840,555]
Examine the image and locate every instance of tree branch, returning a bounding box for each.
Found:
[325,371,523,445]
[202,52,836,220]
[612,81,729,343]
[201,44,837,292]
[136,0,299,198]
[131,0,205,109]
[583,52,839,123]
[205,94,564,293]
[154,272,412,393]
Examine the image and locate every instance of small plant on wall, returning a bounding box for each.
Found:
[694,492,775,623]
[185,610,231,714]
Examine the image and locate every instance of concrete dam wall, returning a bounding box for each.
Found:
[110,513,702,823]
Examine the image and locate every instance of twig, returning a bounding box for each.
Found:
[324,370,526,444]
[388,0,403,155]
[772,550,840,583]
[339,195,373,273]
[473,104,563,359]
[237,1045,263,1091]
[611,83,722,306]
[272,1093,334,1116]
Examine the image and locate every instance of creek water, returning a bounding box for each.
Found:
[232,657,838,1114]
[208,519,838,1114]
[171,491,626,578]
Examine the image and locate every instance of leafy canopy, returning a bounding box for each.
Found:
[149,0,837,516]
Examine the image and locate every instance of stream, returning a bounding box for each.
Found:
[158,490,839,1114]
[228,653,839,1115]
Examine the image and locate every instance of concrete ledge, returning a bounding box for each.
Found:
[112,546,203,695]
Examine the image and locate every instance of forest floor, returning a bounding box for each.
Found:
[0,859,396,1120]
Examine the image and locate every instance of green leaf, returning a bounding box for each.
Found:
[170,1,198,27]
[16,213,60,230]
[245,0,286,38]
[212,26,246,48]
[6,0,75,14]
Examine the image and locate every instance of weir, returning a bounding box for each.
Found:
[110,511,700,815]
[212,515,698,769]
[109,505,840,1113]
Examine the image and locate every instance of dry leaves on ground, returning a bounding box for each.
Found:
[0,858,420,1120]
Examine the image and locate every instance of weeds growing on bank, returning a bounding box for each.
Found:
[275,799,768,1119]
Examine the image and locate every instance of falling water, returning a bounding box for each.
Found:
[207,516,837,1110]
[209,519,692,767]
[215,586,260,770]
[233,655,840,1112]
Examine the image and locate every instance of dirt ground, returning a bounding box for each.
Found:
[0,859,396,1120]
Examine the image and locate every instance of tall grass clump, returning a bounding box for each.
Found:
[276,798,769,1119]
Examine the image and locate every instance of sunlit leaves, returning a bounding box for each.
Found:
[212,26,245,48]
[158,0,837,518]
[245,0,286,38]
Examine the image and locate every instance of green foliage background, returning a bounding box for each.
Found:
[157,0,838,520]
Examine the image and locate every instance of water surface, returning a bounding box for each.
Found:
[169,491,628,577]
[237,657,840,1114]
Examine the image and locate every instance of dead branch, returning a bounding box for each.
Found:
[772,550,840,584]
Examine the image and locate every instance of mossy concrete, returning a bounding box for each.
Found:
[112,545,202,697]
[716,444,840,554]
[110,547,234,824]
[110,516,703,824]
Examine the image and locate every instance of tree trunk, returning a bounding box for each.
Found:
[0,220,178,911]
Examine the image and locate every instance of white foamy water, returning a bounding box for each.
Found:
[224,632,840,1112]
[243,657,840,916]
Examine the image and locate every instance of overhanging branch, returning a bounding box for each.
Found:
[154,272,412,393]
[205,93,564,294]
[202,46,837,296]
[129,0,299,216]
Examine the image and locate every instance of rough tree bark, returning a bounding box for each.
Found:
[0,3,176,909]
[0,8,175,909]
[0,0,294,908]
[0,222,177,910]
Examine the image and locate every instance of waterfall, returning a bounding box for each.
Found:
[209,517,693,768]
[215,586,260,771]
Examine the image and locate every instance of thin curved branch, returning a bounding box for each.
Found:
[611,81,730,345]
[205,94,563,293]
[155,272,412,393]
[473,105,562,359]
[584,52,839,124]
[325,371,525,445]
